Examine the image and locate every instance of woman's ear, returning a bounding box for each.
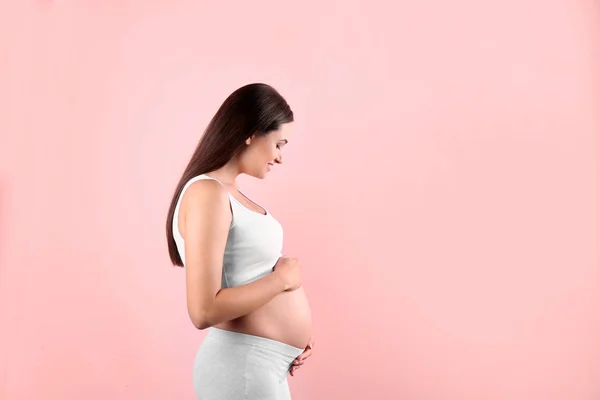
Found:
[245,133,257,146]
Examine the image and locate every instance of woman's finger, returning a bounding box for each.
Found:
[298,348,312,360]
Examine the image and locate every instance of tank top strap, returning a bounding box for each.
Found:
[197,174,226,187]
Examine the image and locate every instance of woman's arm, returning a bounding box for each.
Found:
[181,180,286,330]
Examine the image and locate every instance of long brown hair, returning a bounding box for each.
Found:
[166,83,294,266]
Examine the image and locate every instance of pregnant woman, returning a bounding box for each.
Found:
[165,83,314,399]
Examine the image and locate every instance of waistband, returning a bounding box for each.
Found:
[207,327,304,358]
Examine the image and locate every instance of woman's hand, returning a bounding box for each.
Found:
[289,336,315,377]
[273,256,303,292]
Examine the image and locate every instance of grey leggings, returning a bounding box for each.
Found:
[193,327,305,400]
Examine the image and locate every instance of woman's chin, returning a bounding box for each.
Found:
[249,171,267,179]
[259,168,270,179]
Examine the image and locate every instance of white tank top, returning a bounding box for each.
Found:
[172,174,284,288]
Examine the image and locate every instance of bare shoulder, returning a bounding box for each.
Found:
[179,179,232,238]
[182,179,229,208]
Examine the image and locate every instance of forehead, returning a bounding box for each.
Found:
[270,122,293,141]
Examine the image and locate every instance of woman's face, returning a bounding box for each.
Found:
[240,123,292,179]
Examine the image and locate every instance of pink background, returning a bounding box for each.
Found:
[1,1,598,399]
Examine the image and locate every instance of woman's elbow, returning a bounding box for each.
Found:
[190,316,209,330]
[193,319,210,330]
[189,310,212,330]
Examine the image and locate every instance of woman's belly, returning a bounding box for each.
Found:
[217,286,313,349]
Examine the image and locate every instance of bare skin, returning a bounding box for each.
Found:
[179,122,314,375]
